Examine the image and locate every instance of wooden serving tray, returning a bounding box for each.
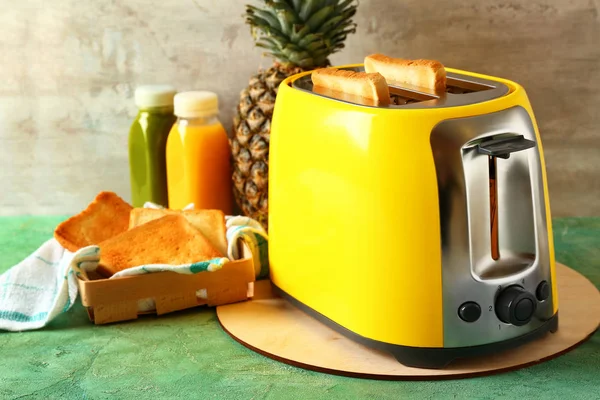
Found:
[217,263,600,380]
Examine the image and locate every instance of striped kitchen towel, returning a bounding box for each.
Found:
[226,215,270,280]
[0,213,269,332]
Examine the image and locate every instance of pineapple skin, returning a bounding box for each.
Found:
[231,0,359,230]
[230,63,304,230]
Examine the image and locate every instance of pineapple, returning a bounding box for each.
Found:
[231,0,359,230]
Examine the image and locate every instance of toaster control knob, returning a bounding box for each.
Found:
[495,285,537,326]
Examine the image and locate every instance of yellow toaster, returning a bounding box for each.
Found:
[268,63,559,369]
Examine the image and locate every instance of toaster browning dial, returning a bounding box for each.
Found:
[495,285,537,326]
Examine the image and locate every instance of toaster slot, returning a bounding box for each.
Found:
[390,96,421,106]
[386,75,501,106]
[388,86,437,105]
[446,76,494,94]
[446,86,477,95]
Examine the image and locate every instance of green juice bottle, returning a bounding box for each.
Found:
[128,85,177,208]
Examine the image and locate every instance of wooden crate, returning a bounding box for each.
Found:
[76,244,255,324]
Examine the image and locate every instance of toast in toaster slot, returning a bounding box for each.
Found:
[364,53,447,94]
[311,68,391,106]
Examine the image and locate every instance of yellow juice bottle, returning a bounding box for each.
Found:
[166,91,233,214]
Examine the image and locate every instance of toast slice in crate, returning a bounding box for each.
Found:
[96,214,223,278]
[54,191,132,252]
[128,208,228,256]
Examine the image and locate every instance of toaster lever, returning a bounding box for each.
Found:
[477,135,536,159]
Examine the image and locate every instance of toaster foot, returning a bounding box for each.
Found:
[272,283,559,370]
[390,352,454,370]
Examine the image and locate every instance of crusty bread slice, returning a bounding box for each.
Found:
[97,214,223,277]
[54,191,132,252]
[311,68,390,106]
[128,208,228,256]
[364,53,446,93]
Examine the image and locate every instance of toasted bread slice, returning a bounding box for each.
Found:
[311,68,390,106]
[364,54,446,93]
[54,191,132,252]
[128,208,228,256]
[180,210,228,256]
[97,214,223,277]
[128,207,176,228]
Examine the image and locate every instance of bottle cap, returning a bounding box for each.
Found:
[134,85,176,109]
[174,91,219,118]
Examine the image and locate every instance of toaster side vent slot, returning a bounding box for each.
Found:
[489,155,500,261]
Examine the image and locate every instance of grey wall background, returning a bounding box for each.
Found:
[1,0,598,217]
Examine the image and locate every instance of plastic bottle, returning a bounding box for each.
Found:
[128,85,177,208]
[166,91,233,214]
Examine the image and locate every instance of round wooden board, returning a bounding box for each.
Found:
[217,263,600,380]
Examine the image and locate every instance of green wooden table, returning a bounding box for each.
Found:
[1,216,598,399]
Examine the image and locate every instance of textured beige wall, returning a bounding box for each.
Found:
[0,0,598,217]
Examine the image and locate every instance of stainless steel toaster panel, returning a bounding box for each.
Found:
[430,106,555,348]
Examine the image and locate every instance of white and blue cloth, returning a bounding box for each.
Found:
[0,206,269,332]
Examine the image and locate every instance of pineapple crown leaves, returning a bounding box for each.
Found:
[245,0,359,69]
